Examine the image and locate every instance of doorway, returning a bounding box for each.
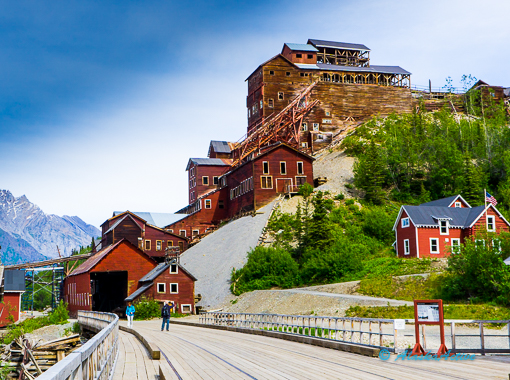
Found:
[90,271,128,312]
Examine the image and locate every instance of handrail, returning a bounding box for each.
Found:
[38,311,119,380]
[200,312,510,354]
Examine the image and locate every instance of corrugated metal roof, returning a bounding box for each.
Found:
[420,195,460,208]
[210,141,232,154]
[294,63,410,75]
[186,158,232,171]
[69,241,123,276]
[404,205,485,228]
[125,283,153,302]
[4,270,25,292]
[308,39,370,51]
[112,211,186,228]
[140,263,167,282]
[284,43,318,52]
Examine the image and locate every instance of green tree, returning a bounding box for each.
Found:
[353,140,386,204]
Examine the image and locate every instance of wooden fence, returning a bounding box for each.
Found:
[37,311,119,380]
[200,312,510,354]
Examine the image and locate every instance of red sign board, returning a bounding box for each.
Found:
[412,299,448,356]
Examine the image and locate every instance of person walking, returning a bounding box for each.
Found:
[161,301,174,331]
[126,302,135,328]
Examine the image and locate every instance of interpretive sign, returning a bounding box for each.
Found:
[411,299,448,356]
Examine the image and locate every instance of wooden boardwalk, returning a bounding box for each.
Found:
[117,319,510,380]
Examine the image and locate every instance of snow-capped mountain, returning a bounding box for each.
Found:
[0,190,100,264]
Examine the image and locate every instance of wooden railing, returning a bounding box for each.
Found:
[38,311,119,380]
[200,312,510,354]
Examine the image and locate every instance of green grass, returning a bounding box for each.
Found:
[357,274,442,301]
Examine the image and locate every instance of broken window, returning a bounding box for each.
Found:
[278,92,284,100]
[313,123,319,131]
[268,99,274,108]
[156,240,162,251]
[301,122,308,132]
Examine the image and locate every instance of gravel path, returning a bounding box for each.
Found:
[180,202,275,309]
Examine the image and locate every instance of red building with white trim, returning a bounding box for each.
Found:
[393,195,510,258]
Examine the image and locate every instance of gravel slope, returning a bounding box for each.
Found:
[180,202,275,309]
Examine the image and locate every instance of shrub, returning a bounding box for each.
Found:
[134,297,161,320]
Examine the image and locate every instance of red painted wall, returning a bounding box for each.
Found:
[0,293,22,327]
[395,210,418,258]
[416,227,463,259]
[188,163,230,204]
[64,273,92,316]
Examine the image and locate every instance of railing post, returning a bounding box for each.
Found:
[480,322,485,356]
[379,321,383,347]
[451,322,456,351]
[422,325,426,350]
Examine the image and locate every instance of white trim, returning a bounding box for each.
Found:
[403,239,410,255]
[170,283,179,294]
[415,227,420,258]
[439,220,449,235]
[179,230,187,237]
[430,238,439,254]
[279,161,287,175]
[401,218,410,228]
[392,206,417,231]
[395,227,398,256]
[451,238,461,254]
[447,195,472,208]
[181,304,192,313]
[169,264,178,274]
[454,202,461,208]
[157,283,166,294]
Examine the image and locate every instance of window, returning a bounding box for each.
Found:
[322,119,332,124]
[219,200,224,209]
[156,240,162,251]
[201,176,209,185]
[260,100,263,109]
[492,239,502,252]
[170,264,178,274]
[300,72,305,77]
[157,283,166,293]
[404,239,410,255]
[296,53,302,58]
[313,123,319,131]
[192,229,199,236]
[181,304,192,313]
[451,238,461,254]
[280,162,287,175]
[213,176,219,185]
[167,240,173,247]
[301,142,308,148]
[269,70,274,75]
[262,161,269,174]
[145,240,151,250]
[170,283,178,294]
[455,202,461,208]
[138,238,143,249]
[325,111,330,116]
[248,109,251,118]
[179,230,186,237]
[430,238,439,254]
[487,215,495,232]
[178,241,184,251]
[439,220,449,235]
[286,72,290,76]
[475,239,485,248]
[307,54,313,59]
[278,92,284,100]
[205,199,211,209]
[261,176,273,189]
[301,122,308,132]
[268,98,274,108]
[167,229,173,233]
[297,162,304,175]
[401,218,410,228]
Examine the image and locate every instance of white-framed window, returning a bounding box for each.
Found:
[455,202,461,208]
[439,220,449,235]
[280,161,287,175]
[403,239,410,255]
[205,199,212,209]
[268,99,274,108]
[170,283,178,294]
[202,176,209,186]
[179,230,186,237]
[487,215,495,232]
[475,239,485,248]
[170,264,178,274]
[262,161,269,174]
[192,229,200,236]
[430,238,439,254]
[313,123,319,131]
[145,240,151,250]
[451,238,461,254]
[322,119,332,124]
[156,240,162,251]
[401,218,410,228]
[213,176,219,185]
[261,176,273,189]
[492,239,502,252]
[297,162,304,175]
[181,304,192,313]
[157,283,166,293]
[301,122,308,132]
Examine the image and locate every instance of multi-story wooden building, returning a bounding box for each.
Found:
[100,211,189,261]
[246,39,413,151]
[186,158,232,204]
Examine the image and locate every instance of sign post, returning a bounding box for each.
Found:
[412,299,448,356]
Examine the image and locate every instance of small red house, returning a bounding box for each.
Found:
[393,195,510,258]
[125,261,197,314]
[0,269,25,327]
[101,211,189,261]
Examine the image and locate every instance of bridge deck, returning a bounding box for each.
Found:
[113,330,159,380]
[119,319,510,380]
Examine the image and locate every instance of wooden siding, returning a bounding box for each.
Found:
[188,162,230,204]
[226,161,255,219]
[0,293,22,327]
[416,227,463,259]
[465,208,509,237]
[64,273,92,316]
[395,210,418,258]
[142,267,195,314]
[281,45,316,64]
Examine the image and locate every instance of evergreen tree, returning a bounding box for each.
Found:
[307,192,333,251]
[353,140,386,204]
[461,157,483,206]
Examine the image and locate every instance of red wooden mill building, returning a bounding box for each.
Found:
[393,195,510,258]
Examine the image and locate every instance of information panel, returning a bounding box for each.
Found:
[416,302,440,322]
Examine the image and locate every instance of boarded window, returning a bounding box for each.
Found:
[178,241,184,251]
[261,176,273,189]
[181,304,192,313]
[268,99,274,108]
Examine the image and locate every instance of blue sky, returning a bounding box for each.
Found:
[1,0,509,228]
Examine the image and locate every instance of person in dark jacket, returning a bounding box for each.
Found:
[161,301,174,331]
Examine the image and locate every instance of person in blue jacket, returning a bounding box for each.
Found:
[126,302,135,328]
[161,301,174,331]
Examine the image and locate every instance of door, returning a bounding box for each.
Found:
[276,178,292,193]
